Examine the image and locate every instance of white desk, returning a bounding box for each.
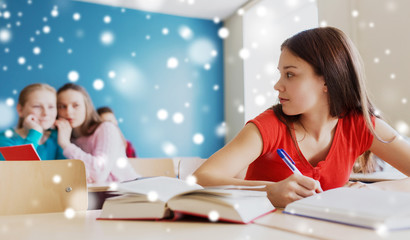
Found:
[0,210,313,240]
[3,209,410,240]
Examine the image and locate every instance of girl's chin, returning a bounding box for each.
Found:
[70,123,80,128]
[282,108,300,116]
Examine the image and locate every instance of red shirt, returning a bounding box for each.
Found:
[245,109,374,190]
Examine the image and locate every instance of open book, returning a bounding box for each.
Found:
[98,176,275,224]
[284,187,410,230]
[0,144,41,161]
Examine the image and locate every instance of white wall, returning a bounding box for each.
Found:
[223,13,246,143]
[317,0,410,137]
[223,0,318,142]
[243,0,318,122]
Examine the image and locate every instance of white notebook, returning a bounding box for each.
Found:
[284,187,410,230]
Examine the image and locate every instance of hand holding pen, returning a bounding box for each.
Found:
[277,148,323,193]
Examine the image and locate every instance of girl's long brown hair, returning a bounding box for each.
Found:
[274,27,385,172]
[57,83,102,137]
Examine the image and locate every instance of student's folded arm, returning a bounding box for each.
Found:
[23,129,43,149]
[194,123,271,187]
[369,118,410,191]
[0,129,42,149]
[62,123,124,183]
[63,143,112,183]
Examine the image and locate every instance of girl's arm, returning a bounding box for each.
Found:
[0,129,42,150]
[194,123,321,208]
[61,122,137,183]
[368,118,410,190]
[18,114,45,148]
[194,123,265,186]
[0,114,45,148]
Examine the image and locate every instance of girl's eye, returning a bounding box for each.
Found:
[286,72,294,78]
[57,105,65,109]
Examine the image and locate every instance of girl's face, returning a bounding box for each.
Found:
[57,89,87,129]
[17,89,57,130]
[274,48,328,116]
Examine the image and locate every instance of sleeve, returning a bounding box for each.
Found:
[246,109,281,156]
[25,129,43,148]
[62,122,127,183]
[49,130,66,160]
[353,114,375,155]
[56,146,66,160]
[0,129,42,148]
[0,130,16,147]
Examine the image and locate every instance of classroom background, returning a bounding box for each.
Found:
[0,0,225,158]
[0,0,409,158]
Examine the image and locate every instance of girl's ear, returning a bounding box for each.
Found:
[321,76,328,93]
[16,104,23,117]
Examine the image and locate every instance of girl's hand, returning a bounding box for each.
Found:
[23,114,43,134]
[55,118,72,149]
[266,174,323,208]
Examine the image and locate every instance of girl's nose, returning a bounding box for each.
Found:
[41,106,48,116]
[274,78,283,92]
[66,105,73,115]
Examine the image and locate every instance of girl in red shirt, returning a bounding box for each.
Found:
[194,27,410,208]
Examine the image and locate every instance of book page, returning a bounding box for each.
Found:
[194,188,267,198]
[117,177,203,202]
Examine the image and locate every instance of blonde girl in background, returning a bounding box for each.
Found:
[0,83,64,160]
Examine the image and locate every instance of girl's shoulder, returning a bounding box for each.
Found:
[93,121,118,134]
[0,128,18,139]
[0,129,20,146]
[341,111,373,127]
[248,108,282,126]
[247,109,285,140]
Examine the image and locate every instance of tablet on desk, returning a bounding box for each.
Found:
[0,144,41,160]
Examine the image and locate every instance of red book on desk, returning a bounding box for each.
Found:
[0,144,41,161]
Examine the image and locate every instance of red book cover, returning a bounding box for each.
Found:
[0,144,41,161]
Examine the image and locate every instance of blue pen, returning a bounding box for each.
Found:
[277,149,302,175]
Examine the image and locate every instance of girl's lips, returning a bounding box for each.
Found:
[279,97,289,104]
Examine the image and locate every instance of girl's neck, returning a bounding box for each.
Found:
[72,127,82,138]
[298,113,338,141]
[15,128,28,138]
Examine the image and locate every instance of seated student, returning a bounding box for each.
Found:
[0,83,65,160]
[194,27,410,208]
[97,106,137,158]
[55,83,139,184]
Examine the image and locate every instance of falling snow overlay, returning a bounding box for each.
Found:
[0,0,224,158]
[1,0,409,157]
